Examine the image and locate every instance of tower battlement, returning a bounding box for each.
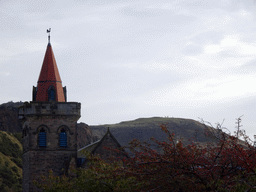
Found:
[19,102,81,117]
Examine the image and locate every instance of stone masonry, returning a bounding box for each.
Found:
[19,101,80,192]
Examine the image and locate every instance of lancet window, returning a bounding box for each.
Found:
[59,129,67,147]
[38,129,47,147]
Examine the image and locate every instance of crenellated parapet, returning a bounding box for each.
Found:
[19,102,80,118]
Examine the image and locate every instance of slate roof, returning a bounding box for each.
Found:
[77,140,101,158]
[77,128,124,158]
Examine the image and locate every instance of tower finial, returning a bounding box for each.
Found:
[47,28,51,44]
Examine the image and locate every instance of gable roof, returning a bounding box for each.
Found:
[91,127,123,154]
[77,128,124,158]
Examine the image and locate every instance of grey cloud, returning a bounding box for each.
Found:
[181,44,203,55]
[178,0,221,9]
[238,59,256,73]
[120,5,167,18]
[190,31,225,45]
[178,0,250,12]
[217,48,241,58]
[181,31,224,56]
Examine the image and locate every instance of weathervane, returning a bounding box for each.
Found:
[47,28,51,43]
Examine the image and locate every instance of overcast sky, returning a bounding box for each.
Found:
[1,0,256,139]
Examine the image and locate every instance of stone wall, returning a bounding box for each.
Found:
[24,151,76,192]
[22,116,78,152]
[20,102,80,192]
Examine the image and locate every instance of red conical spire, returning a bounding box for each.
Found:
[35,43,66,102]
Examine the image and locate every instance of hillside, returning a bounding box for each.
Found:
[0,101,23,133]
[77,122,99,149]
[0,131,22,192]
[88,117,216,148]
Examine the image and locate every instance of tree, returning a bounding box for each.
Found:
[35,153,139,192]
[38,120,256,192]
[120,123,256,191]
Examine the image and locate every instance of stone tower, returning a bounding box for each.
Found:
[19,33,81,192]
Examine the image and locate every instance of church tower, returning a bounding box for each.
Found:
[19,30,81,192]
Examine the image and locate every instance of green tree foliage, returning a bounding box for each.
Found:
[36,154,141,192]
[38,122,256,192]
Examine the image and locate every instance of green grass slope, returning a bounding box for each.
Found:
[0,131,22,192]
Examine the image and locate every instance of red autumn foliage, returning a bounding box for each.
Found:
[38,119,256,192]
[114,123,256,191]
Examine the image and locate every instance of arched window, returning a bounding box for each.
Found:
[38,129,46,147]
[48,86,56,101]
[59,129,67,147]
